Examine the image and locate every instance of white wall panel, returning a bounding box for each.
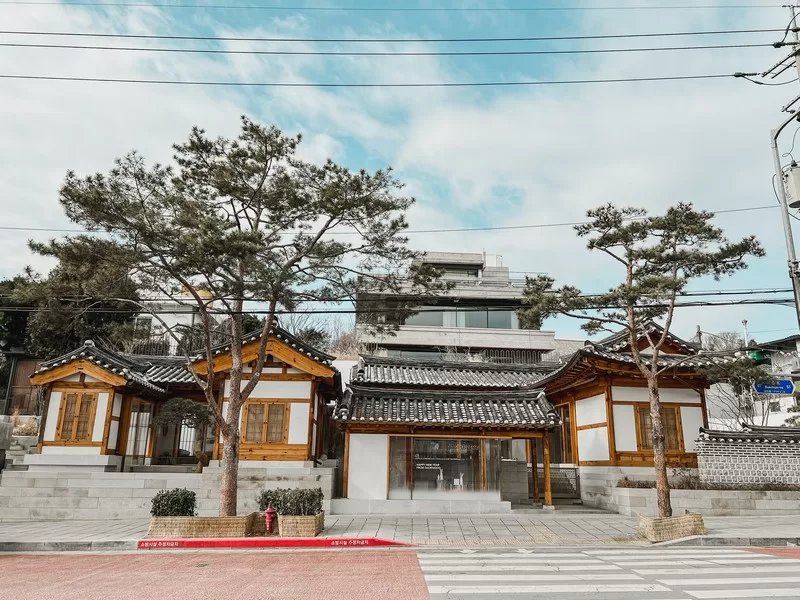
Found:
[112,393,123,418]
[612,404,637,451]
[348,434,388,500]
[92,393,110,442]
[575,394,606,426]
[43,391,62,442]
[231,380,311,399]
[288,403,310,445]
[613,386,700,404]
[577,427,610,461]
[681,406,705,452]
[108,420,119,450]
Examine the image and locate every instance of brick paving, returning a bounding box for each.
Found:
[0,551,428,600]
[2,514,800,549]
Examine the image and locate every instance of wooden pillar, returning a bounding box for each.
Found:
[342,430,350,498]
[543,433,553,506]
[529,438,539,503]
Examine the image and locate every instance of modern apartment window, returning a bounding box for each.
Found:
[769,401,781,412]
[637,406,681,452]
[487,310,513,329]
[243,401,287,444]
[58,392,97,442]
[464,310,488,328]
[404,309,444,327]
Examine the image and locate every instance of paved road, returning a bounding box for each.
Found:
[418,546,800,599]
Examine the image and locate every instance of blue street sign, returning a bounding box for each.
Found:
[754,379,795,395]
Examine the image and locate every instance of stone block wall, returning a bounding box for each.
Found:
[0,465,336,521]
[613,487,800,517]
[696,439,800,486]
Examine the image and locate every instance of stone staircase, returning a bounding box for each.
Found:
[4,436,38,471]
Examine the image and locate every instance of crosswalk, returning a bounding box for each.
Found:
[417,546,800,599]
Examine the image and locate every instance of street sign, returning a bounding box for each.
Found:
[754,379,795,395]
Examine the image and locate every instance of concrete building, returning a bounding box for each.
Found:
[357,252,559,364]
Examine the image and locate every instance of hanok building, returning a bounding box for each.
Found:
[26,328,339,473]
[535,324,732,508]
[332,356,562,513]
[334,325,733,513]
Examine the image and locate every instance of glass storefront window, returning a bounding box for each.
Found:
[388,436,504,500]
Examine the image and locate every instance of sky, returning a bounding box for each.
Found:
[0,0,798,343]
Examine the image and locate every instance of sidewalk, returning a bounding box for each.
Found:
[1,514,799,551]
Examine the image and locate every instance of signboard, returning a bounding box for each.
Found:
[753,379,795,395]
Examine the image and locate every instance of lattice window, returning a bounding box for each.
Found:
[243,401,287,444]
[58,392,97,442]
[266,404,285,443]
[638,406,680,451]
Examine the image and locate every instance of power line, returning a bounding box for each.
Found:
[0,41,775,57]
[0,2,782,12]
[0,204,779,236]
[0,298,793,315]
[0,72,735,88]
[0,41,772,57]
[0,27,785,44]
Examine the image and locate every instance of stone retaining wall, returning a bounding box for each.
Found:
[696,438,800,486]
[612,487,800,517]
[0,465,335,521]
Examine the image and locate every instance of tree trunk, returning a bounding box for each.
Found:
[647,378,672,518]
[218,415,241,517]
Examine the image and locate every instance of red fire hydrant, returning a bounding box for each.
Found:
[265,506,277,534]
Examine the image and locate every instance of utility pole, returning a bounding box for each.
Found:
[768,4,800,333]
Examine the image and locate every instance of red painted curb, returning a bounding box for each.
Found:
[138,537,413,550]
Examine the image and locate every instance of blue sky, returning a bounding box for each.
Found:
[0,0,797,343]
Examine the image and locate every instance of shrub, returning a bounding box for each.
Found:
[617,477,655,489]
[257,488,323,516]
[151,488,197,517]
[616,477,800,492]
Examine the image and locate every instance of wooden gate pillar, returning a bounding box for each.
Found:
[543,433,553,506]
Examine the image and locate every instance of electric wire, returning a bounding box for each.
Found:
[0,27,785,44]
[0,205,778,235]
[0,41,773,56]
[0,72,739,88]
[0,2,783,12]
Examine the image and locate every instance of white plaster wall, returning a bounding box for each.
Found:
[577,427,610,461]
[575,394,606,426]
[612,386,701,404]
[348,434,388,500]
[61,373,101,383]
[227,380,311,399]
[288,403,310,445]
[43,391,62,442]
[112,393,122,418]
[612,404,637,452]
[681,406,705,452]
[287,367,304,374]
[92,393,109,443]
[41,446,101,455]
[108,420,119,450]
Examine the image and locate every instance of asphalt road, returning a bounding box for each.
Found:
[0,546,798,599]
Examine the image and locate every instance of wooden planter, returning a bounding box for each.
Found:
[146,512,263,538]
[638,513,705,543]
[277,511,325,537]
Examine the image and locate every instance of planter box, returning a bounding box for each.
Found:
[278,511,324,537]
[146,512,263,538]
[638,513,705,543]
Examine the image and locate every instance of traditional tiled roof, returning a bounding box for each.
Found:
[194,326,335,366]
[33,326,336,394]
[352,356,556,389]
[593,322,697,353]
[698,424,800,444]
[33,341,169,394]
[335,384,560,429]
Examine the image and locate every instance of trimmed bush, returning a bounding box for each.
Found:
[151,488,197,517]
[257,488,324,516]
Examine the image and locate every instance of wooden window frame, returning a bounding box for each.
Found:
[55,390,98,445]
[241,400,290,446]
[634,404,684,454]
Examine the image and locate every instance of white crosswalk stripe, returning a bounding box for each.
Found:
[418,546,800,599]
